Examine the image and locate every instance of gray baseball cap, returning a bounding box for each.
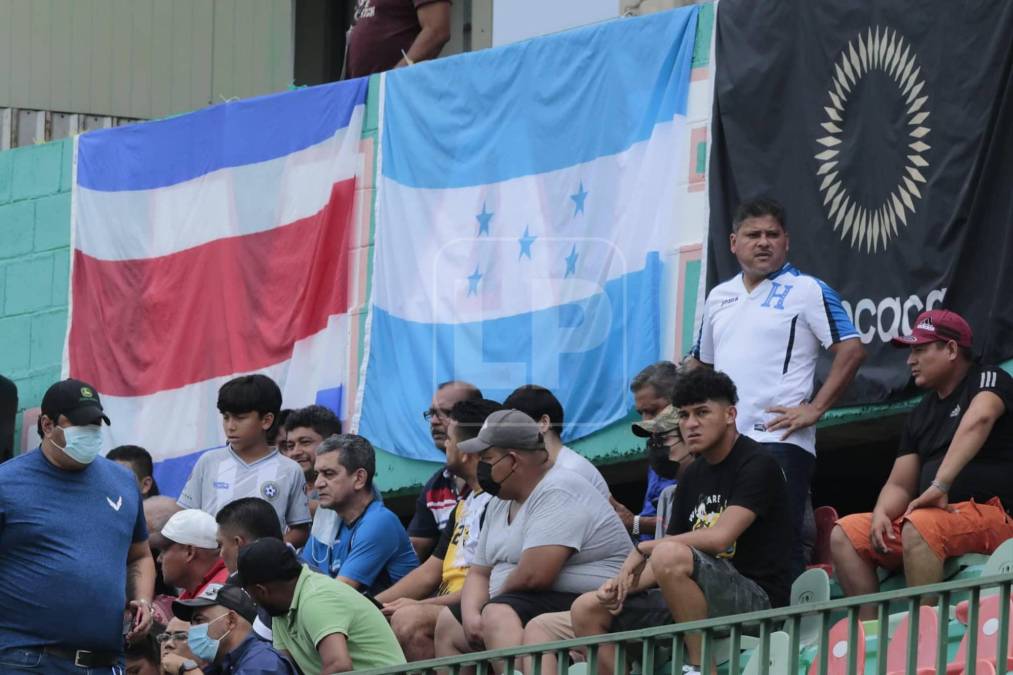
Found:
[458,409,545,454]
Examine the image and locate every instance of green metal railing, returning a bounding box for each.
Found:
[355,574,1013,675]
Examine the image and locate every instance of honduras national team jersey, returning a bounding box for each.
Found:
[692,263,858,455]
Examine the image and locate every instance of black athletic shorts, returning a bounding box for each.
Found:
[447,590,580,626]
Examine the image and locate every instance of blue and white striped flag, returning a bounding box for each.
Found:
[357,7,700,461]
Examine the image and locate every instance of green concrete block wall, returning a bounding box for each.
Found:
[0,140,72,448]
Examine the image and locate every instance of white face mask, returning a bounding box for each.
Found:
[52,425,104,464]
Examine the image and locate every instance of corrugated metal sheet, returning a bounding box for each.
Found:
[0,0,294,119]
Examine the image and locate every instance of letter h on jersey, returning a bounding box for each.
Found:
[760,282,793,310]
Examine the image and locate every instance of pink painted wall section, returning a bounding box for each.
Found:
[688,126,708,193]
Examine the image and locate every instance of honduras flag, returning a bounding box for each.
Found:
[67,79,367,495]
[356,7,700,461]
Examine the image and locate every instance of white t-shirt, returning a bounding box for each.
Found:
[475,465,631,597]
[692,262,859,455]
[556,446,610,499]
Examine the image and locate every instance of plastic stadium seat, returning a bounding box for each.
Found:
[955,539,1013,624]
[807,618,865,675]
[791,568,832,648]
[886,605,939,675]
[808,506,839,571]
[741,631,791,675]
[959,659,996,675]
[946,595,1013,675]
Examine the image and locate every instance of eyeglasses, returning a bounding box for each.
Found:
[423,407,452,422]
[156,631,188,644]
[646,431,681,450]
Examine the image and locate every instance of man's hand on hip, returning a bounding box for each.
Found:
[766,402,823,440]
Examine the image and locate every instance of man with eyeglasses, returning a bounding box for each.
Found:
[157,618,203,675]
[408,381,483,561]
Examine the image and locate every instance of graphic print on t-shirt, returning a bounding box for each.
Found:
[354,0,376,20]
[689,494,735,558]
[435,492,492,596]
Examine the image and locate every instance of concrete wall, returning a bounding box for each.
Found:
[0,0,294,119]
[0,140,72,449]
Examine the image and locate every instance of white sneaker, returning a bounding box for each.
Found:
[681,665,702,675]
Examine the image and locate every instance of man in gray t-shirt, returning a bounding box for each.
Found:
[433,410,631,659]
[477,466,630,596]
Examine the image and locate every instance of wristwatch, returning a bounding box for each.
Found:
[178,659,200,675]
[632,515,641,536]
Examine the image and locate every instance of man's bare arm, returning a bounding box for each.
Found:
[397,2,451,67]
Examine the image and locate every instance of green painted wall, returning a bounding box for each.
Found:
[0,139,72,448]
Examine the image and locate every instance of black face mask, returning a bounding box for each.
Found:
[647,433,681,480]
[477,454,515,496]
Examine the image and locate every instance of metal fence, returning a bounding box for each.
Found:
[355,573,1013,675]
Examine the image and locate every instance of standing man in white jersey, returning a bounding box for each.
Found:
[178,375,311,549]
[687,198,865,578]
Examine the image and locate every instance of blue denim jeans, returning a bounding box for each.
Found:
[0,647,124,674]
[757,442,816,581]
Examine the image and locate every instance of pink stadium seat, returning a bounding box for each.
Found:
[807,618,865,675]
[947,596,1013,675]
[886,606,939,675]
[808,506,839,572]
[960,660,996,675]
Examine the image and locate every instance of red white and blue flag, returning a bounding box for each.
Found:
[66,79,367,495]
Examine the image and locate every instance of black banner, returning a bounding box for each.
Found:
[708,0,1013,403]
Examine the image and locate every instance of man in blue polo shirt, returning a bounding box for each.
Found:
[0,378,155,673]
[302,434,418,594]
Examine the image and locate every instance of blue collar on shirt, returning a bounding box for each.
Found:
[213,632,293,674]
[765,261,796,280]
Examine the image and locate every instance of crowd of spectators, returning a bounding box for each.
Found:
[1,197,1011,675]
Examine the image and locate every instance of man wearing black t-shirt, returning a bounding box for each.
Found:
[571,369,791,675]
[833,310,1013,617]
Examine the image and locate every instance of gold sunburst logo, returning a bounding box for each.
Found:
[815,26,931,252]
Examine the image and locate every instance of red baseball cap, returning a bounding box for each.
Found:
[891,309,973,349]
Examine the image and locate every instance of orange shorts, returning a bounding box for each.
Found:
[837,498,1013,570]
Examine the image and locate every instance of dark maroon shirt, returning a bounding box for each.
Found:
[346,0,448,78]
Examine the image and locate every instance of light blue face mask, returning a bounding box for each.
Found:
[52,425,104,465]
[187,613,231,662]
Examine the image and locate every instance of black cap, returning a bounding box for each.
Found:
[172,583,258,623]
[236,537,302,587]
[40,379,111,426]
